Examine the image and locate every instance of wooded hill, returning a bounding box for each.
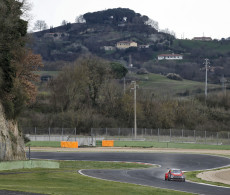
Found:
[30,8,173,66]
[30,8,230,84]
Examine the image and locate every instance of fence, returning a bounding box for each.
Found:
[22,127,95,146]
[91,128,230,145]
[22,127,230,145]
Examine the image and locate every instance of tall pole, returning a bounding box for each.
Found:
[131,81,138,139]
[123,77,126,94]
[220,75,227,96]
[204,58,210,101]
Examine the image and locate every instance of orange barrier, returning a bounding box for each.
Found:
[102,140,114,147]
[61,141,78,148]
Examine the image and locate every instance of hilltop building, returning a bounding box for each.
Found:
[116,41,137,49]
[44,32,69,40]
[193,37,212,41]
[138,44,150,49]
[158,53,183,60]
[103,46,115,51]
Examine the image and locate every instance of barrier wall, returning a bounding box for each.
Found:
[61,141,78,148]
[102,140,114,147]
[0,160,59,171]
[26,135,96,146]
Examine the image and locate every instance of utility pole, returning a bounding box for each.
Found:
[131,81,138,139]
[220,75,227,96]
[204,58,210,101]
[123,77,126,94]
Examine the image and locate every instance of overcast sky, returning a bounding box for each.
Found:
[29,0,230,39]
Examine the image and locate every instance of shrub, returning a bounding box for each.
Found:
[166,73,183,81]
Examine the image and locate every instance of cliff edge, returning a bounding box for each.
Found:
[0,103,26,160]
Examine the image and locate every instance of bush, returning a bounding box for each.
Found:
[166,73,183,81]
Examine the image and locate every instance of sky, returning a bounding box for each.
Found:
[29,0,230,39]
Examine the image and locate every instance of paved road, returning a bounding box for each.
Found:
[30,152,230,195]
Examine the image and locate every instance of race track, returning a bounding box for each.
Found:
[30,152,230,195]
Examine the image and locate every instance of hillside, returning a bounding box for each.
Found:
[30,8,174,67]
[127,72,222,96]
[30,8,230,86]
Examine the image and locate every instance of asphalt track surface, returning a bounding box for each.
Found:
[29,151,230,195]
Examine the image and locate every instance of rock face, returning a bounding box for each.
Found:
[0,103,26,160]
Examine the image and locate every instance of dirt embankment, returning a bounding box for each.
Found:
[197,168,230,185]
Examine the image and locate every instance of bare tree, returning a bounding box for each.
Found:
[61,20,68,26]
[75,15,86,23]
[160,28,176,37]
[145,18,159,31]
[33,20,48,31]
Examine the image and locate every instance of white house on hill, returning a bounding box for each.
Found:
[158,53,183,60]
[116,41,137,49]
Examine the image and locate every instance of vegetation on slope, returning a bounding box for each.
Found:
[19,55,230,133]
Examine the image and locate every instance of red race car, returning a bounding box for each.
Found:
[165,168,185,182]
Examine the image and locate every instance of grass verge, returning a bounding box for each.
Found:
[27,140,230,150]
[0,160,192,195]
[99,141,230,150]
[26,141,60,147]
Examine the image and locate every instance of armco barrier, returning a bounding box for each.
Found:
[61,141,78,148]
[102,140,114,147]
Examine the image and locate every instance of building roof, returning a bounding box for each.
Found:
[158,54,183,57]
[117,41,136,44]
[193,37,212,40]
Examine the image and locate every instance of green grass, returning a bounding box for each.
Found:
[59,160,154,169]
[97,140,230,150]
[26,141,60,147]
[34,71,60,77]
[0,161,192,195]
[128,72,221,96]
[173,39,230,54]
[27,140,230,150]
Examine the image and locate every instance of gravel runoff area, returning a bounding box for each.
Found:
[29,147,230,185]
[197,168,230,185]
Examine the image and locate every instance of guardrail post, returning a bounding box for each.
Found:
[228,132,230,145]
[49,127,50,141]
[91,128,94,146]
[205,131,206,144]
[170,129,171,142]
[194,130,196,143]
[75,127,77,142]
[62,127,63,141]
[35,127,37,141]
[28,144,31,160]
[158,128,160,142]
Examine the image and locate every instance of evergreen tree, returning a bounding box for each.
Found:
[0,0,43,119]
